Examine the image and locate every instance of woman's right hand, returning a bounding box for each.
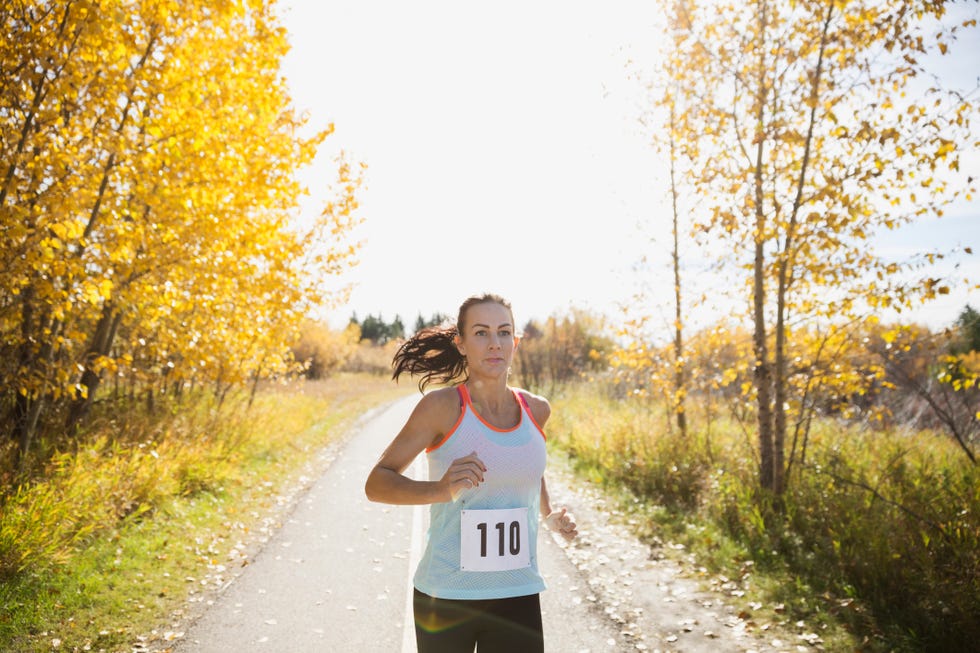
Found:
[441,451,487,501]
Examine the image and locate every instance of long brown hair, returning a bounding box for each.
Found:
[392,293,513,392]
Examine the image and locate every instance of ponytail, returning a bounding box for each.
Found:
[391,293,513,393]
[392,325,466,392]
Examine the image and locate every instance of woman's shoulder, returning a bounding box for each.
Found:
[414,385,464,424]
[421,384,463,405]
[512,387,551,426]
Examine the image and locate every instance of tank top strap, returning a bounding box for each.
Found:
[514,388,547,441]
[459,384,528,410]
[459,385,530,419]
[457,383,470,408]
[513,388,531,413]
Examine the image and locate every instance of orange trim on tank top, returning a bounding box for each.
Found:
[462,384,524,434]
[425,386,466,453]
[426,385,546,453]
[516,391,548,441]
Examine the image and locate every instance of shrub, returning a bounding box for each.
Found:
[548,380,980,652]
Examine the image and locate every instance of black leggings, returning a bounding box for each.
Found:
[413,589,544,653]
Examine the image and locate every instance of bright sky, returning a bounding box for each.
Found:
[277,0,978,336]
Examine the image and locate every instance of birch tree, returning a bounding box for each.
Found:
[661,0,977,494]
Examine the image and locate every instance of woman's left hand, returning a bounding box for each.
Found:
[544,507,578,541]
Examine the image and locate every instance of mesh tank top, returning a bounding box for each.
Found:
[413,384,548,600]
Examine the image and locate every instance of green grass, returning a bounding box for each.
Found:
[0,374,411,653]
[1,495,224,651]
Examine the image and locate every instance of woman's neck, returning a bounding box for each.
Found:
[465,379,519,430]
[465,378,511,411]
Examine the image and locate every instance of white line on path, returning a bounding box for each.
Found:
[402,457,425,653]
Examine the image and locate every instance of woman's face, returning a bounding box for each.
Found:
[456,301,518,377]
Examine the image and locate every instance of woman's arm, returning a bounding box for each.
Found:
[365,389,486,505]
[541,476,578,540]
[521,390,578,541]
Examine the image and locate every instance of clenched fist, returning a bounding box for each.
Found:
[544,507,578,541]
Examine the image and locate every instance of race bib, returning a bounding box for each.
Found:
[460,507,531,572]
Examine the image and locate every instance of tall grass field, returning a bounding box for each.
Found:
[3,373,976,652]
[547,382,980,653]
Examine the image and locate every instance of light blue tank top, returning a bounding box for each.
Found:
[413,384,548,600]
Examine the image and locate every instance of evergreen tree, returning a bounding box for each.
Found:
[389,315,405,341]
[359,314,386,343]
[953,305,980,354]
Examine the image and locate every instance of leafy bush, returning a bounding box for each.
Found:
[291,321,361,379]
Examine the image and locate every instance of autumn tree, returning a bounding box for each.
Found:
[621,0,695,433]
[292,320,361,380]
[657,66,691,439]
[0,0,361,469]
[516,310,612,394]
[659,0,977,495]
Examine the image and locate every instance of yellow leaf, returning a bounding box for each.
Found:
[83,284,102,305]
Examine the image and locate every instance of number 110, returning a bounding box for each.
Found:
[475,520,521,557]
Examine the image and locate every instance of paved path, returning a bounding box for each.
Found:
[168,395,807,652]
[171,394,622,652]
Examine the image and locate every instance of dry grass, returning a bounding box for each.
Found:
[546,381,980,653]
[0,373,410,652]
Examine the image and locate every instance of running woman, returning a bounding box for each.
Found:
[365,293,577,652]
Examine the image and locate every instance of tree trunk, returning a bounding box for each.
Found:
[773,305,787,496]
[248,370,262,410]
[754,255,775,491]
[752,0,775,492]
[668,100,688,439]
[774,0,836,495]
[65,304,121,435]
[10,285,54,469]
